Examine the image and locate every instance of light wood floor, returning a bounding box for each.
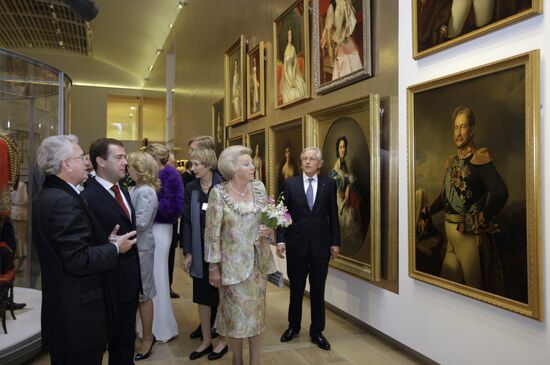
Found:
[30,253,426,364]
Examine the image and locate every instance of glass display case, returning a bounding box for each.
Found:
[0,48,71,289]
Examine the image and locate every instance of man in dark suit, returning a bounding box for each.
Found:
[33,135,136,365]
[82,138,141,365]
[277,147,340,351]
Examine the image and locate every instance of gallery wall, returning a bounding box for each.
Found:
[150,0,549,364]
[164,0,399,291]
[392,1,549,364]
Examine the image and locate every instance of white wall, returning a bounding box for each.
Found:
[317,2,549,364]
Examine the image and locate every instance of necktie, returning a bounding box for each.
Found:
[306,177,314,211]
[111,185,130,219]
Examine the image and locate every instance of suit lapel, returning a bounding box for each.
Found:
[293,177,309,211]
[313,176,326,212]
[89,177,132,224]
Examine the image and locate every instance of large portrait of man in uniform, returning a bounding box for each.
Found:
[408,51,542,320]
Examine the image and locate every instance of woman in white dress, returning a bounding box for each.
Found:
[321,0,363,80]
[281,28,306,104]
[232,59,241,117]
[251,57,260,113]
[144,143,184,343]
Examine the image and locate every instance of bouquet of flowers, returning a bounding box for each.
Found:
[261,194,292,229]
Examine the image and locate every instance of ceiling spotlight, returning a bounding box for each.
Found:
[156,49,163,55]
[169,23,173,28]
[148,66,153,71]
[178,0,188,7]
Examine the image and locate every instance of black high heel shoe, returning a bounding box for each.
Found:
[135,336,156,361]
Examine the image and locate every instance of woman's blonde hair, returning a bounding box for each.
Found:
[190,148,217,170]
[127,151,161,191]
[144,143,170,165]
[218,145,252,180]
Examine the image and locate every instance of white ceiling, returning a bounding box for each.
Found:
[6,0,180,89]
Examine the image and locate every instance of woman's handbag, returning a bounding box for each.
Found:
[268,270,284,287]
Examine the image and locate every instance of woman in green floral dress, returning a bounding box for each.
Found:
[205,145,276,365]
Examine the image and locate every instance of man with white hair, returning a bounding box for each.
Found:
[276,146,340,351]
[33,134,137,365]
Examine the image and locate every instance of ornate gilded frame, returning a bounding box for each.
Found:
[211,98,225,157]
[407,50,542,320]
[246,128,269,190]
[312,0,372,94]
[225,35,246,126]
[246,42,266,120]
[268,117,305,197]
[226,134,245,148]
[306,95,381,281]
[273,0,310,109]
[412,1,543,59]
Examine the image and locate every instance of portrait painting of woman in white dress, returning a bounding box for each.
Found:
[281,28,307,104]
[274,0,310,108]
[314,0,371,93]
[321,0,363,80]
[232,59,241,118]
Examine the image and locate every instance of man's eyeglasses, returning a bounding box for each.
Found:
[67,153,89,162]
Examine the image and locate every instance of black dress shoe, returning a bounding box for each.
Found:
[190,325,202,339]
[280,328,300,342]
[170,290,180,299]
[310,333,331,350]
[8,302,26,310]
[189,344,213,360]
[207,345,228,360]
[134,337,156,361]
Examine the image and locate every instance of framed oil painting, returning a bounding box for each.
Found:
[247,129,268,188]
[273,0,310,109]
[407,50,542,320]
[226,134,245,148]
[307,95,381,281]
[312,0,372,94]
[247,42,266,119]
[211,98,225,157]
[225,35,246,126]
[268,118,304,197]
[413,0,542,59]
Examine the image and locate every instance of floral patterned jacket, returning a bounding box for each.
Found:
[204,180,275,285]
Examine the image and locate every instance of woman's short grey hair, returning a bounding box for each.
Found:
[300,147,323,162]
[37,134,79,176]
[218,145,252,180]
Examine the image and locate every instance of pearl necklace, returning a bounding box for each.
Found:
[229,181,249,197]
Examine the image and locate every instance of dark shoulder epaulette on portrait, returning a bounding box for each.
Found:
[471,147,493,165]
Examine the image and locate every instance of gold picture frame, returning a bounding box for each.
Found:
[226,134,245,148]
[307,95,381,281]
[211,98,225,157]
[273,0,310,109]
[407,50,542,320]
[225,35,246,126]
[312,0,373,94]
[268,118,305,197]
[247,42,266,119]
[246,128,268,189]
[412,0,543,59]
